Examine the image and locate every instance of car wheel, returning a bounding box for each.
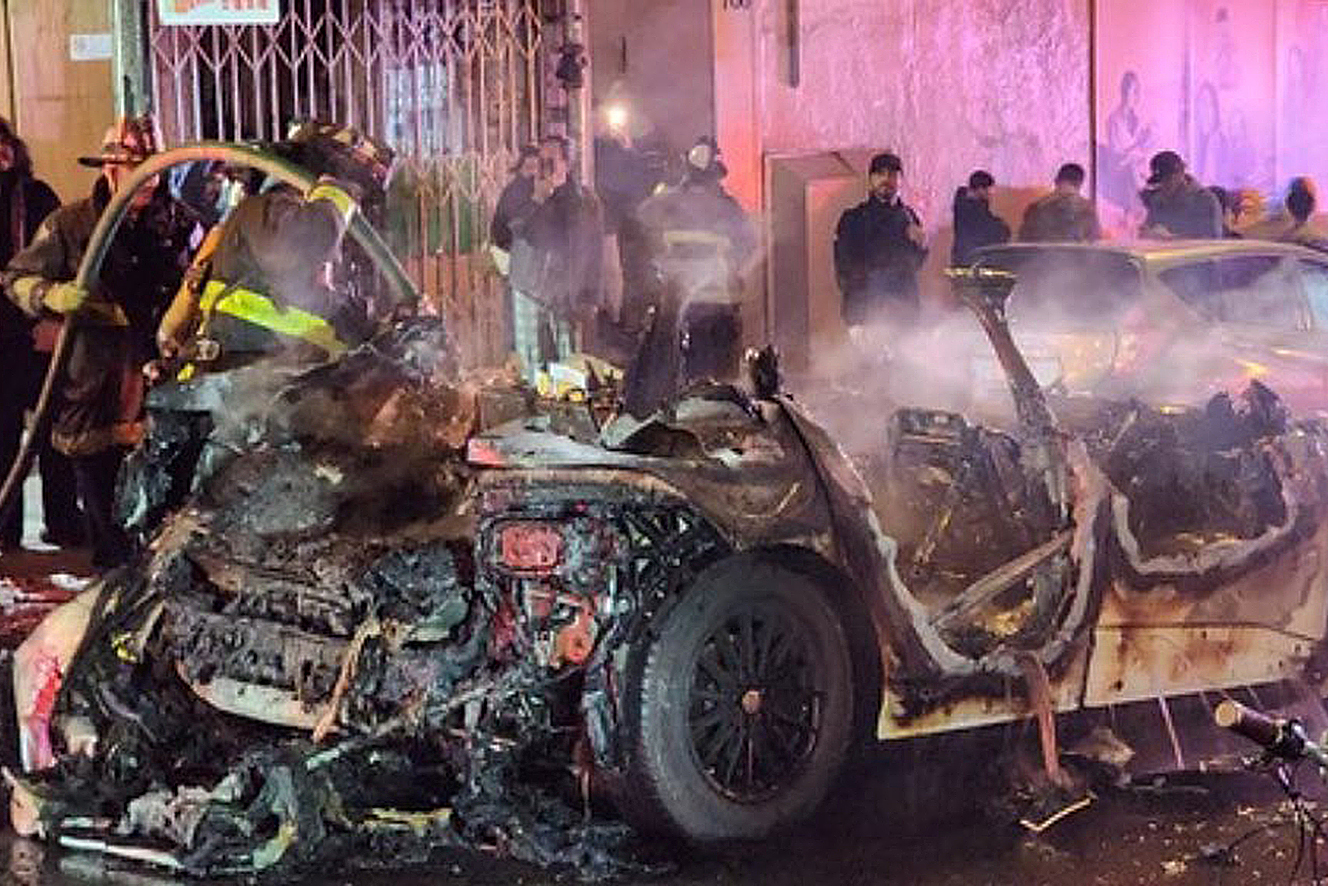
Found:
[621,554,856,842]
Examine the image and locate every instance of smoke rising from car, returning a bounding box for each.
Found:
[789,252,1311,455]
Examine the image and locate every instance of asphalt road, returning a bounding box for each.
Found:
[4,752,1325,886]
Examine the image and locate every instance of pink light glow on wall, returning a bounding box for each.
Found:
[1096,0,1328,236]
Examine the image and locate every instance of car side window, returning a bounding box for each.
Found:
[1159,261,1220,320]
[1163,256,1304,330]
[1300,261,1328,330]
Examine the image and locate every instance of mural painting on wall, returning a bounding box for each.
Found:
[1277,0,1328,191]
[1096,0,1326,238]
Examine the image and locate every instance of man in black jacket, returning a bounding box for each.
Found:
[508,135,602,383]
[488,145,539,356]
[834,151,927,332]
[951,169,1010,266]
[1139,150,1223,240]
[490,144,539,260]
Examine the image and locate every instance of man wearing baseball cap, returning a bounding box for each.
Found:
[1139,149,1223,239]
[833,151,927,334]
[2,116,194,568]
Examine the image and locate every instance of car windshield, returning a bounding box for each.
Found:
[975,248,1143,327]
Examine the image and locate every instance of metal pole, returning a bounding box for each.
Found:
[0,143,421,530]
[566,0,592,185]
[111,0,147,117]
[0,0,15,124]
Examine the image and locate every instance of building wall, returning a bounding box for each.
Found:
[1095,0,1328,237]
[4,2,115,204]
[590,0,714,160]
[713,0,1092,351]
[716,0,1092,225]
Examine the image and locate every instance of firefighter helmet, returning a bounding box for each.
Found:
[274,119,396,203]
[78,115,162,168]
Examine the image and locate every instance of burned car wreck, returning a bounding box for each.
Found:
[8,150,1328,881]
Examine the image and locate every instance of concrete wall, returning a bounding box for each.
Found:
[716,0,1092,225]
[589,0,714,160]
[4,1,115,204]
[1095,0,1328,237]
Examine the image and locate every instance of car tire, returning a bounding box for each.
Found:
[620,554,857,842]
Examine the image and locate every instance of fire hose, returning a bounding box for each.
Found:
[0,141,419,533]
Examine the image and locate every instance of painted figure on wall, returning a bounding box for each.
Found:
[1100,71,1153,216]
[1192,82,1229,188]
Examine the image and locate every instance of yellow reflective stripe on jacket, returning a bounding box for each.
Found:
[159,224,223,354]
[305,180,357,226]
[199,279,347,358]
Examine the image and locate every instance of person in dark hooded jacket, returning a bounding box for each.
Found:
[950,169,1010,266]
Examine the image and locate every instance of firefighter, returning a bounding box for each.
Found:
[119,120,398,536]
[156,121,394,373]
[2,116,194,568]
[635,136,755,384]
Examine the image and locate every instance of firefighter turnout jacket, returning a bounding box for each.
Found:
[3,178,191,456]
[159,178,364,375]
[636,177,755,304]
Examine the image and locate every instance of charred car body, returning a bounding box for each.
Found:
[6,148,1328,880]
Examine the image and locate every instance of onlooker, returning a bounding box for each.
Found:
[489,144,539,355]
[1208,185,1241,237]
[950,169,1010,266]
[1138,150,1223,240]
[1018,163,1101,243]
[3,117,193,568]
[1242,177,1327,250]
[594,114,664,333]
[833,151,927,332]
[635,136,755,385]
[0,117,79,550]
[1285,178,1327,250]
[508,135,602,383]
[489,144,539,267]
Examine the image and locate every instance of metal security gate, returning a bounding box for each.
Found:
[143,0,548,365]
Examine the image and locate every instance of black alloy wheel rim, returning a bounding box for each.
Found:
[687,602,822,802]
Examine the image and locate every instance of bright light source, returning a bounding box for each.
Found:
[605,103,628,131]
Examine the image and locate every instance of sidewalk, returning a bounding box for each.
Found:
[0,472,94,648]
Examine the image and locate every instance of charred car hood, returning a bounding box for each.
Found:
[466,387,833,548]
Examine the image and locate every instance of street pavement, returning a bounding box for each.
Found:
[0,764,1321,886]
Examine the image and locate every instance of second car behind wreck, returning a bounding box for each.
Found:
[8,214,1328,878]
